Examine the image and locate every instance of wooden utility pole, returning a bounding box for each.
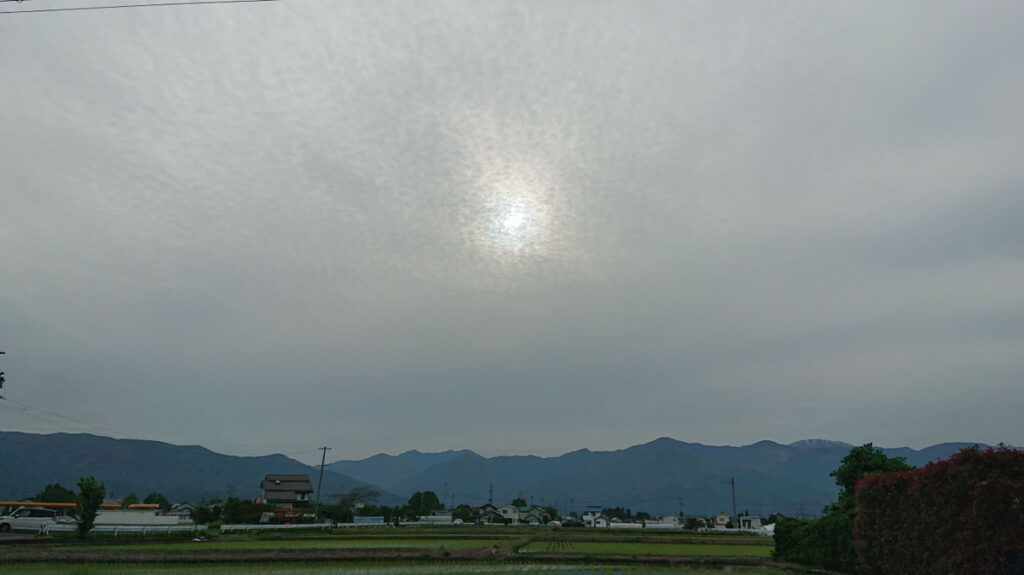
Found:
[314,446,331,523]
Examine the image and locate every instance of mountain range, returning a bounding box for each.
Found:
[328,437,980,516]
[1,431,981,516]
[0,431,401,506]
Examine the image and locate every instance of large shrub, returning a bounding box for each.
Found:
[854,445,1024,575]
[774,444,911,573]
[773,509,857,572]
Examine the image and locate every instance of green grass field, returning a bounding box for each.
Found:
[0,527,778,574]
[71,538,500,552]
[1,563,791,575]
[519,540,773,557]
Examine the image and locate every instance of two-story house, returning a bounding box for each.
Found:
[260,474,314,509]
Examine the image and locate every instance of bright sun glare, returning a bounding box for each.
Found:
[500,206,529,235]
[488,195,541,251]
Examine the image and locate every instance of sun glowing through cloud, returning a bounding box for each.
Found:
[488,194,543,251]
[447,107,597,287]
[500,206,527,235]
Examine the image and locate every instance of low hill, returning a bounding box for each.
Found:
[0,431,401,505]
[327,449,477,492]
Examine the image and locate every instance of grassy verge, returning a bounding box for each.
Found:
[3,561,794,574]
[520,540,773,557]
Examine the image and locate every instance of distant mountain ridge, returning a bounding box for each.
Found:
[0,431,403,505]
[0,431,987,517]
[329,437,985,516]
[327,449,477,492]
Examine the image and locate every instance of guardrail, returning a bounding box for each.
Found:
[45,524,207,536]
[219,522,332,533]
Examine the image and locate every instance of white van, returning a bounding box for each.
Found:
[0,507,58,532]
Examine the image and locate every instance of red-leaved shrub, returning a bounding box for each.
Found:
[853,445,1024,575]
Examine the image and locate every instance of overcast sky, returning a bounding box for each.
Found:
[1,1,1022,465]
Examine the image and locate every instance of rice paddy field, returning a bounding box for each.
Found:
[72,538,501,552]
[3,564,791,575]
[0,527,785,574]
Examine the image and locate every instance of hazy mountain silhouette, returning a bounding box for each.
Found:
[329,437,982,516]
[0,432,982,516]
[0,432,402,505]
[327,449,477,492]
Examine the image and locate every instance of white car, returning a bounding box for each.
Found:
[0,507,58,533]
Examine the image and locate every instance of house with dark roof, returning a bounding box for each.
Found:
[472,503,500,524]
[259,474,314,509]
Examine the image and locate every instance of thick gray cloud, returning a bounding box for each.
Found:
[1,1,1022,462]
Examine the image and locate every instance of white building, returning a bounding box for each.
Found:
[737,516,762,530]
[712,512,731,529]
[582,510,602,527]
[497,505,519,522]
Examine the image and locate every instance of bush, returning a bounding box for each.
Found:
[773,510,856,572]
[854,445,1024,575]
[773,444,911,573]
[75,476,106,539]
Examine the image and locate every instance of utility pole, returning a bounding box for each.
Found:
[678,497,683,520]
[730,477,737,526]
[488,483,493,505]
[314,446,331,523]
[0,349,6,391]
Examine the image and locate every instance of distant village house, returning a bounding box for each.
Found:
[259,474,313,509]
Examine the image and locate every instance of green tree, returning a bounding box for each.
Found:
[830,443,914,511]
[75,476,106,539]
[511,497,527,507]
[143,492,171,512]
[33,483,76,503]
[190,499,223,524]
[774,443,915,572]
[359,504,396,523]
[121,493,139,508]
[222,496,269,524]
[323,486,380,523]
[543,506,559,523]
[451,504,474,523]
[406,491,441,519]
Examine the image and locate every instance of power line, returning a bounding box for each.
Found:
[0,0,280,15]
[1,395,133,438]
[0,393,318,462]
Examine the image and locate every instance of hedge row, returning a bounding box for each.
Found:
[772,511,857,572]
[853,445,1024,575]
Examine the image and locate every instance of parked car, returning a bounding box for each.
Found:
[0,507,58,532]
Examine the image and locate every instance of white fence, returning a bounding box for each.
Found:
[219,522,332,533]
[220,521,469,532]
[45,524,207,536]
